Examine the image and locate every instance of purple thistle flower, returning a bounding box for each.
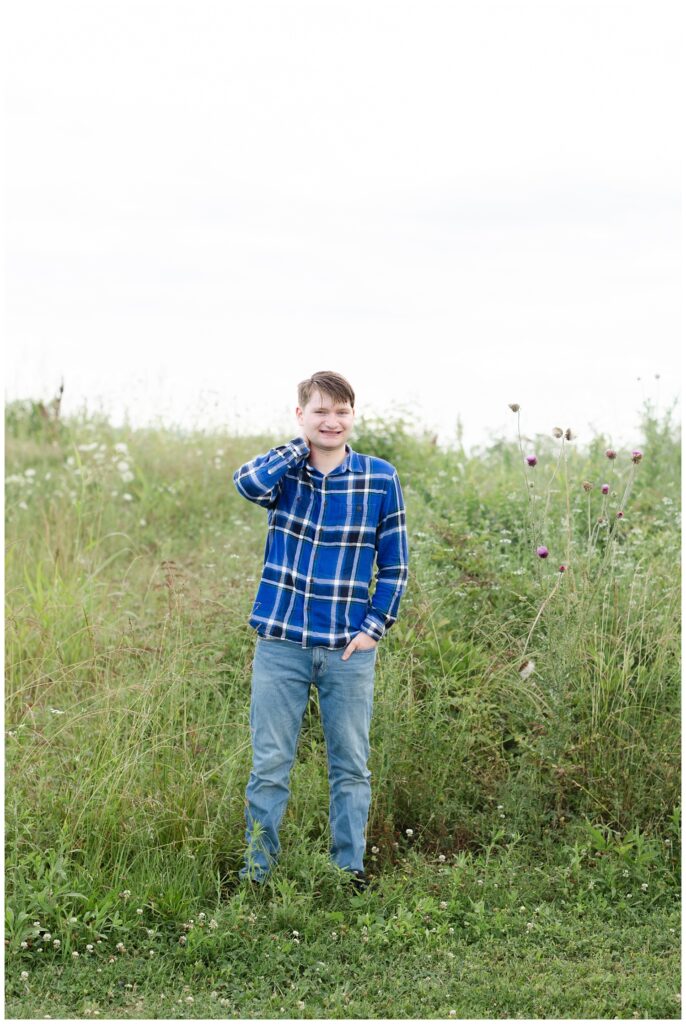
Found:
[601,483,610,494]
[526,455,537,467]
[559,564,567,572]
[537,546,549,558]
[631,449,643,464]
[616,510,624,519]
[605,449,617,460]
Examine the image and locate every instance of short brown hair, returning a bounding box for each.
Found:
[297,371,355,411]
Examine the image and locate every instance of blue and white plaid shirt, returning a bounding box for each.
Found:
[233,436,409,648]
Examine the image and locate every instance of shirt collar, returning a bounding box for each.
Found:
[304,442,363,477]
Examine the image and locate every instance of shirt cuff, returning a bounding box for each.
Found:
[286,437,311,460]
[359,611,386,642]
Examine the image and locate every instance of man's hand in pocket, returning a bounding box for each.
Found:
[342,632,379,660]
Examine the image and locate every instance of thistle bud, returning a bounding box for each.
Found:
[552,427,564,438]
[508,403,520,412]
[564,428,574,441]
[582,480,592,492]
[631,449,643,463]
[605,449,617,460]
[616,510,624,519]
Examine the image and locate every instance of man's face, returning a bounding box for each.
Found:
[296,388,355,450]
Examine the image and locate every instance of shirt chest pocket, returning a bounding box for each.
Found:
[326,494,367,526]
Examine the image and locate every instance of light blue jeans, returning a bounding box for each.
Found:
[239,636,377,882]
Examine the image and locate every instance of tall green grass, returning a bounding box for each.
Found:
[4,395,680,1015]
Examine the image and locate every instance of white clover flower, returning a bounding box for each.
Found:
[438,854,446,862]
[405,828,413,837]
[21,970,29,980]
[114,442,128,453]
[120,470,135,483]
[519,659,535,679]
[122,493,133,502]
[24,467,37,477]
[18,501,28,510]
[116,460,130,473]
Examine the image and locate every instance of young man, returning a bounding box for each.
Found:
[233,370,409,890]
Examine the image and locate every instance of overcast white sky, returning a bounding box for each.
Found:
[3,0,681,453]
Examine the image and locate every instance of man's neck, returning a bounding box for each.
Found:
[307,443,349,476]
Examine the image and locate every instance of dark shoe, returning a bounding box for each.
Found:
[346,869,371,892]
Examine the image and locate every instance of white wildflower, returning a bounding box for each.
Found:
[519,659,535,679]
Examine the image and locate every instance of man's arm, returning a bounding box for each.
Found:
[357,470,409,641]
[233,436,310,508]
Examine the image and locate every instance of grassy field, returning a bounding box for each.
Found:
[4,396,681,1019]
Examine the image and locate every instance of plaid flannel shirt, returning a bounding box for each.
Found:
[233,436,409,648]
